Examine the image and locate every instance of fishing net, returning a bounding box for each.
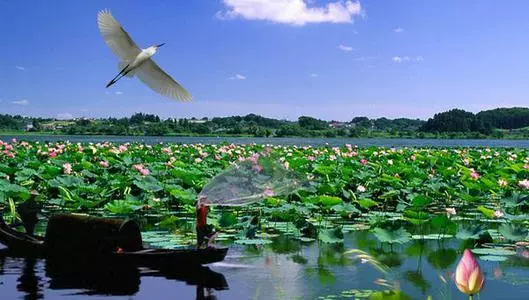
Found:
[197,154,306,207]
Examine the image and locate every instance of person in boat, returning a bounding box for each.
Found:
[196,201,216,249]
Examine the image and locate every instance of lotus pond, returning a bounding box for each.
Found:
[1,139,529,299]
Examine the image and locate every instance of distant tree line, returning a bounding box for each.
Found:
[1,107,529,139]
[419,107,529,137]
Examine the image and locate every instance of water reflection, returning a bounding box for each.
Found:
[0,249,228,299]
[18,258,43,299]
[2,230,529,299]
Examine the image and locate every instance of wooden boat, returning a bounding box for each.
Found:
[0,213,228,266]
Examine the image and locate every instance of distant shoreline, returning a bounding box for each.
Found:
[1,131,528,141]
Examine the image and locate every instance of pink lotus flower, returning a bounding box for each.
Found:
[493,210,504,218]
[99,161,109,168]
[252,163,263,173]
[263,188,275,197]
[360,159,368,165]
[139,168,150,176]
[63,163,72,175]
[470,170,480,180]
[356,185,366,192]
[247,153,259,164]
[307,156,315,161]
[49,151,57,158]
[455,249,485,295]
[518,179,529,189]
[195,157,203,163]
[446,207,457,216]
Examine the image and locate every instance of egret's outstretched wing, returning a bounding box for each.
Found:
[97,10,141,60]
[135,59,192,101]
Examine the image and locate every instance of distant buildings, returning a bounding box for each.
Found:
[328,121,353,129]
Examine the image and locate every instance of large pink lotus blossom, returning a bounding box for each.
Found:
[455,249,485,295]
[360,159,368,165]
[99,161,109,168]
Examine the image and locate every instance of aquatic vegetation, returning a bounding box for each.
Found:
[0,139,528,249]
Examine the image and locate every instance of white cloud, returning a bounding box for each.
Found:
[12,99,29,105]
[352,56,375,61]
[393,56,422,63]
[15,66,25,71]
[394,27,404,33]
[310,73,318,77]
[57,113,73,120]
[217,0,362,26]
[115,91,123,95]
[337,44,354,52]
[229,74,247,80]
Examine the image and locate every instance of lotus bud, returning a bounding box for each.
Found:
[455,249,485,295]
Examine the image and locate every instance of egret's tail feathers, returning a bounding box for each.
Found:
[106,79,116,88]
[118,61,134,77]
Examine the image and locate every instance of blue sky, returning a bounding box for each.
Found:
[1,0,529,121]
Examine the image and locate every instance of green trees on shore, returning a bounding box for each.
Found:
[1,107,529,138]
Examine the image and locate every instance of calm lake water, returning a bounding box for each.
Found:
[1,134,529,148]
[1,231,528,299]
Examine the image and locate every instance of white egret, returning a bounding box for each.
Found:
[97,10,192,101]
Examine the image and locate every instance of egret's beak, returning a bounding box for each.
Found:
[156,43,165,48]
